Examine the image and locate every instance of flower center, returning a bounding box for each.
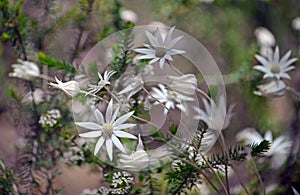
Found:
[155,47,167,58]
[102,123,114,137]
[270,64,281,74]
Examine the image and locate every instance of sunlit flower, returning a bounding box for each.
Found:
[254,46,297,80]
[194,95,235,131]
[167,74,197,96]
[120,9,138,23]
[9,59,40,80]
[49,77,81,97]
[119,134,149,170]
[75,99,137,161]
[150,84,194,115]
[118,75,144,98]
[134,26,185,69]
[254,79,286,97]
[236,128,292,168]
[254,27,275,47]
[86,70,116,95]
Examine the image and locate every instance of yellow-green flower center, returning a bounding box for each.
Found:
[271,64,281,74]
[102,123,114,137]
[155,47,167,58]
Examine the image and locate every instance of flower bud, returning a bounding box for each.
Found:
[254,80,286,97]
[49,77,81,97]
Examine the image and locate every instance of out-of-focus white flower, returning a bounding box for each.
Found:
[111,171,134,195]
[254,46,297,80]
[254,79,286,97]
[194,95,234,131]
[167,74,197,96]
[86,70,116,96]
[49,77,81,97]
[118,75,144,99]
[62,145,85,164]
[134,27,186,69]
[236,128,292,168]
[119,134,149,170]
[254,27,276,47]
[75,99,137,161]
[120,9,138,23]
[9,59,40,80]
[150,84,194,115]
[39,109,61,127]
[292,17,300,31]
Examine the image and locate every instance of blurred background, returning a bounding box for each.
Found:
[1,0,300,194]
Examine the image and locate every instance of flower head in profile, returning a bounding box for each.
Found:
[75,99,137,161]
[49,77,81,97]
[236,128,292,168]
[254,79,286,97]
[118,134,149,170]
[254,46,297,80]
[134,26,185,69]
[150,84,194,115]
[194,95,235,131]
[9,59,40,80]
[86,70,116,95]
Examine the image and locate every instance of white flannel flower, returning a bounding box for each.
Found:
[150,84,194,115]
[254,46,297,80]
[86,70,116,95]
[167,74,197,96]
[119,134,149,170]
[120,9,138,23]
[49,77,81,97]
[134,26,186,69]
[236,128,292,168]
[254,79,286,97]
[75,99,137,161]
[194,95,234,131]
[9,59,40,80]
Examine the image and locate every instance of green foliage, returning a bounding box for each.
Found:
[110,25,134,78]
[37,52,75,73]
[0,160,16,194]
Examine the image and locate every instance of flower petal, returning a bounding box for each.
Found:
[94,108,104,125]
[114,131,137,139]
[146,30,159,47]
[75,122,102,130]
[79,131,102,138]
[94,136,105,155]
[114,123,137,130]
[111,134,126,153]
[106,99,113,123]
[114,111,134,126]
[106,138,113,160]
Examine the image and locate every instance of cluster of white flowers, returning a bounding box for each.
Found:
[39,109,61,127]
[9,59,40,80]
[80,186,111,195]
[62,144,86,164]
[111,171,134,195]
[253,46,297,97]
